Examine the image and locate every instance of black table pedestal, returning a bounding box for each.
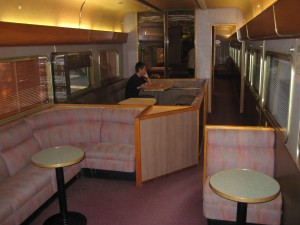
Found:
[44,167,87,225]
[236,202,247,225]
[44,212,87,225]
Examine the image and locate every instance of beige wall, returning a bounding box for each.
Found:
[122,13,138,78]
[195,8,243,111]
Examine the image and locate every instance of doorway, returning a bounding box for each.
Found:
[210,24,236,112]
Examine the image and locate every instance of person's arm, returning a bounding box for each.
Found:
[140,81,165,90]
[142,74,152,85]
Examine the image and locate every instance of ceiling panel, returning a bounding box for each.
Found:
[204,0,277,22]
[0,0,279,32]
[142,0,277,22]
[141,0,200,10]
[0,0,154,31]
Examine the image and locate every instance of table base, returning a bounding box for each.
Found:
[44,212,87,225]
[237,202,247,225]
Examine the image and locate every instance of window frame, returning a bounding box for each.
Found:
[250,48,262,98]
[245,48,251,84]
[51,51,93,103]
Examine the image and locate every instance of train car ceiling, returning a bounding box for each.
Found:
[199,0,277,23]
[0,0,284,46]
[0,0,155,31]
[0,1,277,30]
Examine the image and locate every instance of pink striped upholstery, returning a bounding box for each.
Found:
[203,126,282,225]
[84,143,136,172]
[100,123,135,145]
[0,202,14,225]
[24,108,103,149]
[0,156,9,182]
[0,120,40,176]
[0,106,143,225]
[206,128,275,177]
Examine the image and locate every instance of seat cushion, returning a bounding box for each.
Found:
[0,166,54,209]
[84,143,135,162]
[203,176,282,225]
[83,143,135,172]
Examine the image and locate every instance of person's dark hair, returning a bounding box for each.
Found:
[135,62,146,73]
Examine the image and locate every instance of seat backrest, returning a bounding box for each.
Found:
[0,120,41,176]
[203,125,275,185]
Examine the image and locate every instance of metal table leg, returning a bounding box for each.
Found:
[236,202,247,225]
[44,167,87,225]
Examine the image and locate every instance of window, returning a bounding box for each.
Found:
[229,47,234,59]
[263,52,292,137]
[237,49,241,68]
[51,51,92,103]
[0,56,52,121]
[99,50,120,85]
[251,49,262,95]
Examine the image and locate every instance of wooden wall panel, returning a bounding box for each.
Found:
[273,0,300,37]
[0,21,128,46]
[238,25,248,41]
[247,7,276,40]
[89,30,128,44]
[139,110,199,183]
[238,0,300,40]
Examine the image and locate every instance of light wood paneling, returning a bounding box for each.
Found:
[139,109,199,182]
[247,6,276,40]
[273,0,300,37]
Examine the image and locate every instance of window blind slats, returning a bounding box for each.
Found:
[0,57,51,120]
[264,54,291,136]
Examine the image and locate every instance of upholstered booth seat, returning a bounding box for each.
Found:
[203,125,282,225]
[0,106,144,225]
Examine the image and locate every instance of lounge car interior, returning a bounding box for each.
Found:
[1,1,300,225]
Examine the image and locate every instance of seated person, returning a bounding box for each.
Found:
[125,62,164,99]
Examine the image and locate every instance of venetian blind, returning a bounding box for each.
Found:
[264,53,292,136]
[0,57,51,120]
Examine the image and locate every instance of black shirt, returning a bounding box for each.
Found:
[125,74,147,99]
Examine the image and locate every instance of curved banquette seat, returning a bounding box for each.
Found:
[0,106,143,225]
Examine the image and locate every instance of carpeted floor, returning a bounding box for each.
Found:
[27,165,205,225]
[207,75,248,125]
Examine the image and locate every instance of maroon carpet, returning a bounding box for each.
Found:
[28,164,205,225]
[207,76,248,125]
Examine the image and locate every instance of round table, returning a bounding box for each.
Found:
[209,168,280,225]
[31,145,86,225]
